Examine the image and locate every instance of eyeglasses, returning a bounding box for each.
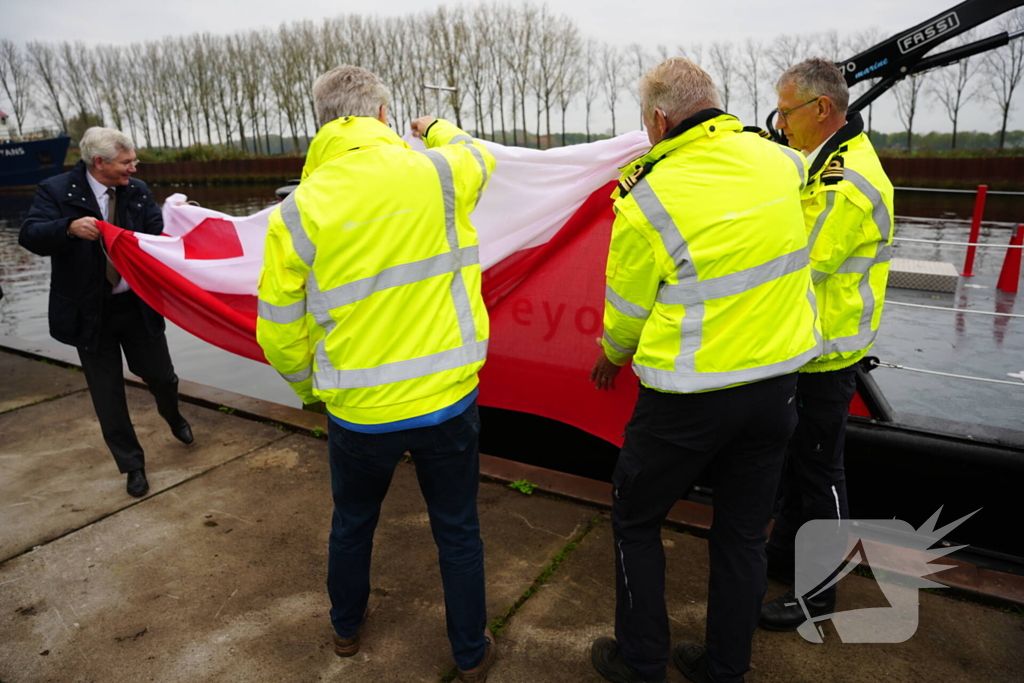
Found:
[121,159,141,168]
[774,97,820,125]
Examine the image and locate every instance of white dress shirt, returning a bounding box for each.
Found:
[805,132,836,171]
[85,170,131,294]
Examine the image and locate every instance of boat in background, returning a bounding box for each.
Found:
[0,111,71,190]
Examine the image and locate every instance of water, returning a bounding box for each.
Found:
[2,183,1021,430]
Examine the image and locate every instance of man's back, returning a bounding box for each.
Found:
[605,113,819,393]
[257,116,495,426]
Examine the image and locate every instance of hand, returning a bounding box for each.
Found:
[590,352,624,391]
[410,116,437,139]
[69,217,100,241]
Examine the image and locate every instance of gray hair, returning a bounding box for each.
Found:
[776,57,849,114]
[80,127,134,167]
[313,65,392,127]
[639,58,723,127]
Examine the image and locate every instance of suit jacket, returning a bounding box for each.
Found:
[19,160,166,352]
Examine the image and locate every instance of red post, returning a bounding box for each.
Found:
[962,184,987,277]
[996,225,1023,294]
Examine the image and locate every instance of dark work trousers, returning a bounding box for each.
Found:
[327,400,488,672]
[77,290,180,474]
[765,367,858,589]
[612,375,798,683]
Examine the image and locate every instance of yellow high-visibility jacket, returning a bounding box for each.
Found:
[801,112,894,373]
[601,111,821,393]
[256,117,495,425]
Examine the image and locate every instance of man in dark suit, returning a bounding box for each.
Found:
[20,127,193,498]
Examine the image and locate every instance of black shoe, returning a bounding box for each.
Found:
[672,642,719,683]
[170,418,193,445]
[759,588,836,631]
[126,469,149,498]
[590,637,665,683]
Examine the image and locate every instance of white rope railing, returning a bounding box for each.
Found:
[885,301,1024,319]
[892,237,1023,249]
[873,360,1024,387]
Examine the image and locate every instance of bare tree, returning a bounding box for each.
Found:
[624,43,651,126]
[0,39,33,136]
[555,31,583,146]
[983,9,1024,149]
[580,38,601,142]
[709,42,736,111]
[738,38,765,123]
[600,43,623,136]
[893,73,928,151]
[426,6,470,128]
[25,41,67,131]
[931,32,979,149]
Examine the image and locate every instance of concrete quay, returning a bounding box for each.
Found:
[1,349,1022,683]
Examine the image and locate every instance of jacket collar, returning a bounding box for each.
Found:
[302,117,408,178]
[642,109,737,162]
[807,111,864,179]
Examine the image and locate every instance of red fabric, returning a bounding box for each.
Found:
[183,218,246,260]
[102,223,266,363]
[478,182,637,446]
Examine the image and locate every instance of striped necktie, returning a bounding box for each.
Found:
[104,188,121,287]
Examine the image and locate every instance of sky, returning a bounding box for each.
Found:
[2,0,1021,138]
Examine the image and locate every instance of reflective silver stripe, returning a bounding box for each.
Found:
[313,340,488,390]
[305,272,333,330]
[603,331,635,355]
[834,244,892,276]
[811,269,829,284]
[465,144,489,208]
[424,150,460,248]
[449,134,474,144]
[630,178,697,372]
[807,191,835,254]
[317,246,479,310]
[657,248,808,306]
[823,330,877,355]
[844,168,892,241]
[778,145,806,188]
[279,366,312,383]
[605,285,651,320]
[635,343,819,393]
[258,298,307,325]
[279,193,316,268]
[424,149,478,346]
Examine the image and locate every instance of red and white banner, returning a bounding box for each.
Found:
[101,131,651,446]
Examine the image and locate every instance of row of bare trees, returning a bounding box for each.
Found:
[1,3,1022,152]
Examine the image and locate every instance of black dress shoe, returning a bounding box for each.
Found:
[170,418,193,445]
[590,637,665,683]
[672,642,719,683]
[759,588,836,631]
[126,469,149,498]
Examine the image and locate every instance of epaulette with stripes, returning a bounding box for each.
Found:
[821,154,845,186]
[742,125,773,140]
[617,160,656,198]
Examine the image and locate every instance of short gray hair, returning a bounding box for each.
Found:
[313,65,392,127]
[639,58,722,126]
[776,57,849,114]
[80,127,134,167]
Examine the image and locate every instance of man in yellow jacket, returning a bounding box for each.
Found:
[589,58,820,683]
[760,58,894,631]
[256,66,496,682]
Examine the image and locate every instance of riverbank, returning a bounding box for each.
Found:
[2,344,1023,682]
[50,154,1024,191]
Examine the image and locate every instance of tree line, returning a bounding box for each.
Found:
[1,2,1022,154]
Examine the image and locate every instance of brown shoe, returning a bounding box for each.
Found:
[456,631,497,682]
[332,609,369,658]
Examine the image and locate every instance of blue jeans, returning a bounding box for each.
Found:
[327,400,487,671]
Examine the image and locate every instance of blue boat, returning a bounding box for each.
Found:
[0,121,71,189]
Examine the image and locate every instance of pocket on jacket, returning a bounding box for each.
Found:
[48,291,80,343]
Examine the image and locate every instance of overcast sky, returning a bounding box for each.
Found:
[2,0,1021,137]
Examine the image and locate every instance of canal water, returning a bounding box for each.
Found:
[1,183,1021,432]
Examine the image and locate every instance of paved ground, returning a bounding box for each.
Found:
[1,351,1021,683]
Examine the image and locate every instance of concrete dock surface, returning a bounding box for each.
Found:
[1,350,1022,683]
